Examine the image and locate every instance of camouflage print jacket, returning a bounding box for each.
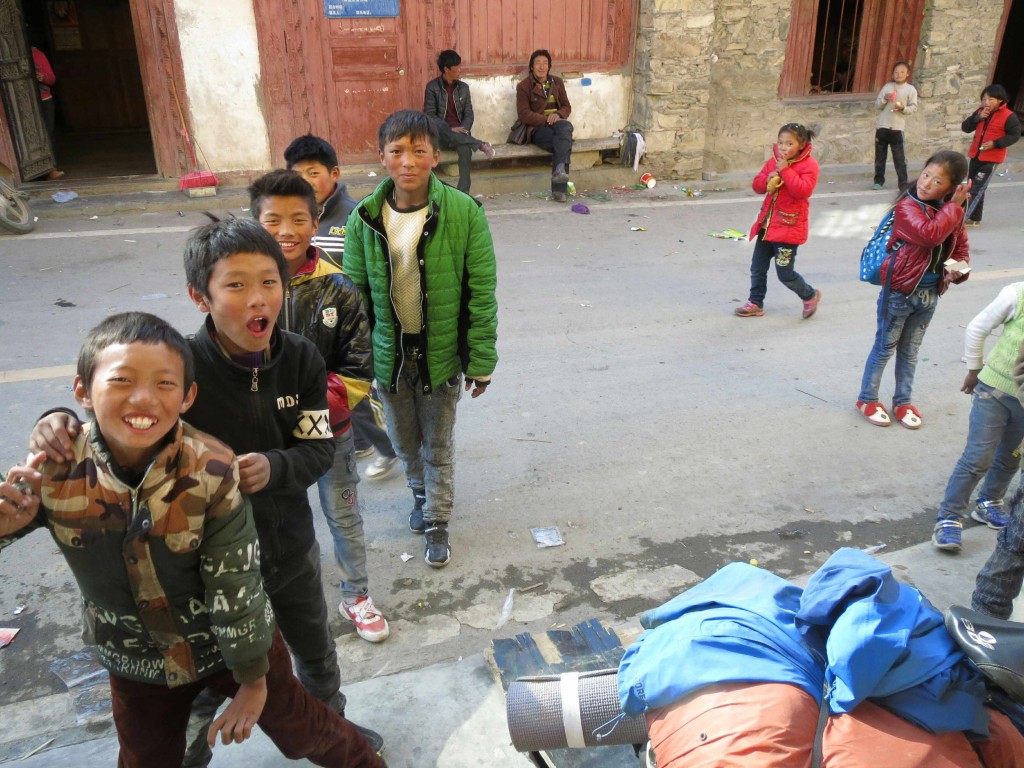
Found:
[1,420,274,688]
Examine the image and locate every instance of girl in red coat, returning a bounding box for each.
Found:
[856,150,972,429]
[735,123,822,319]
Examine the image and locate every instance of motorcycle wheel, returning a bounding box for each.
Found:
[0,177,35,234]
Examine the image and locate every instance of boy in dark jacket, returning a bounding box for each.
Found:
[2,312,383,768]
[285,133,401,481]
[28,220,384,761]
[344,110,498,569]
[250,169,389,643]
[423,48,494,193]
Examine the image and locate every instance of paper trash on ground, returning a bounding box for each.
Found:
[531,526,565,548]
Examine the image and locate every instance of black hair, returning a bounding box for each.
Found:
[248,169,319,220]
[893,60,911,72]
[437,49,461,73]
[77,312,194,392]
[922,149,969,187]
[529,49,552,75]
[981,84,1009,103]
[283,134,339,171]
[377,109,439,152]
[183,217,288,298]
[779,123,815,144]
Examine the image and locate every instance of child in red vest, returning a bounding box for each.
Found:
[961,84,1021,226]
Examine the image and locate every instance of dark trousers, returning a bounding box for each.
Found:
[747,235,814,307]
[109,630,383,768]
[974,483,1024,619]
[873,127,907,188]
[181,544,342,767]
[434,119,482,193]
[531,120,574,193]
[352,389,396,458]
[968,157,996,222]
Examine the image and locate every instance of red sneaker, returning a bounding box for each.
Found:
[340,596,390,643]
[802,289,822,319]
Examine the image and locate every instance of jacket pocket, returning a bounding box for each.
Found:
[776,210,800,226]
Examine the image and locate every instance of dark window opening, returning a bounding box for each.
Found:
[811,0,865,94]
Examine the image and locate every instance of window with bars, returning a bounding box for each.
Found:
[779,0,927,98]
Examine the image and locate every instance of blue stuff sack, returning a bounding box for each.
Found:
[859,209,898,285]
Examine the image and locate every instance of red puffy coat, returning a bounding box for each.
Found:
[880,194,969,295]
[749,143,819,245]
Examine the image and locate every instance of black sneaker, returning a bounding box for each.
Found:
[409,491,426,534]
[353,723,385,756]
[424,523,451,568]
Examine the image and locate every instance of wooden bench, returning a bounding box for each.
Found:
[438,136,622,176]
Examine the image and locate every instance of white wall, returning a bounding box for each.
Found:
[173,0,271,171]
[462,73,632,145]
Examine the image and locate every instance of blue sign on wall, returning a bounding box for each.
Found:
[325,0,399,17]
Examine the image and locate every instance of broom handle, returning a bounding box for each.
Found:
[170,78,202,172]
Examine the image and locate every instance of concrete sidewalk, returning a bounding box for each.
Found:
[6,525,1018,767]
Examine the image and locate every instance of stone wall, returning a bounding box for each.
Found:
[631,0,1008,180]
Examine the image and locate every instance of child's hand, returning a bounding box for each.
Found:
[28,412,80,464]
[465,378,490,398]
[207,677,267,747]
[0,453,46,538]
[961,370,981,395]
[951,179,971,207]
[237,454,271,494]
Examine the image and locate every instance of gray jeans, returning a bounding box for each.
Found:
[378,366,462,524]
[316,428,368,600]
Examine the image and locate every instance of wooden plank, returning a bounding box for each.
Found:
[779,0,819,97]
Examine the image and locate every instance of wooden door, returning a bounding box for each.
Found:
[255,1,428,164]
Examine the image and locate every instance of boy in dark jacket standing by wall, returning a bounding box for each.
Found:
[344,110,498,568]
[250,169,389,643]
[423,49,494,193]
[3,312,382,768]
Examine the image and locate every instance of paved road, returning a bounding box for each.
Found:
[2,173,1023,761]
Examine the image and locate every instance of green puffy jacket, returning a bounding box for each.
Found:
[343,173,498,393]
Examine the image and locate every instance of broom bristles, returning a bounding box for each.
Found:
[180,170,218,190]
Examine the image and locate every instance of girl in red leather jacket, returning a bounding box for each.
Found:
[961,83,1021,226]
[857,150,972,429]
[735,123,822,319]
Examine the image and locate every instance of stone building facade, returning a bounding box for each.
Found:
[632,0,1011,180]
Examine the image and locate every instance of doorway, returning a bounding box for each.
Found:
[994,0,1024,113]
[22,0,157,179]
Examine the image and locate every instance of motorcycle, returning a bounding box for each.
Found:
[946,604,1024,726]
[0,159,35,234]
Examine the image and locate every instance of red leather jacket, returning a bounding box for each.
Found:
[880,194,969,295]
[749,143,819,245]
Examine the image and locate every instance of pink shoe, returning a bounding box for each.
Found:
[802,289,822,319]
[340,596,390,643]
[734,301,764,317]
[479,142,495,160]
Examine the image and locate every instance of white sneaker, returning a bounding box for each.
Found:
[355,446,375,459]
[365,455,399,480]
[340,596,390,643]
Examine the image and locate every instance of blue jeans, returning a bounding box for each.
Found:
[378,366,462,524]
[315,428,368,600]
[974,485,1024,619]
[747,235,815,306]
[938,381,1024,522]
[858,286,938,407]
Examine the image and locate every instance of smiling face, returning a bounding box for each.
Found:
[777,130,804,161]
[256,195,318,277]
[531,55,551,81]
[916,162,955,202]
[379,133,439,208]
[188,252,284,358]
[75,341,197,472]
[288,159,339,206]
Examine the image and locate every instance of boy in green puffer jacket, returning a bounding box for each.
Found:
[343,110,498,569]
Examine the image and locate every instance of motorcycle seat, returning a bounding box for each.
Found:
[945,604,1024,701]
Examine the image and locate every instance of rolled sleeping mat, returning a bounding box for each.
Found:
[506,668,648,751]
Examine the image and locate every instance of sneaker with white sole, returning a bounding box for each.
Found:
[932,518,963,551]
[409,491,426,534]
[340,596,390,642]
[355,446,375,459]
[972,499,1010,529]
[365,455,399,480]
[424,523,451,568]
